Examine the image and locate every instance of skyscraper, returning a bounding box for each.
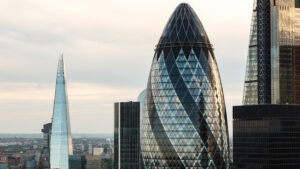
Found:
[243,0,258,105]
[114,102,140,169]
[141,3,230,168]
[50,55,73,169]
[40,123,52,169]
[234,0,300,168]
[243,0,300,104]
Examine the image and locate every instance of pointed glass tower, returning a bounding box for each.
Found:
[141,3,230,169]
[50,55,73,169]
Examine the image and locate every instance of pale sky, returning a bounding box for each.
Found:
[0,0,253,135]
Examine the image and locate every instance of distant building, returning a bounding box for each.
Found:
[22,153,41,169]
[38,123,51,169]
[93,148,104,156]
[88,144,93,155]
[114,102,140,169]
[233,105,300,168]
[41,123,51,150]
[69,155,86,169]
[0,164,7,169]
[50,55,73,169]
[85,155,100,169]
[100,156,112,169]
[7,155,21,169]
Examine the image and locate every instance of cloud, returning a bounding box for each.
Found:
[0,0,253,134]
[0,82,143,133]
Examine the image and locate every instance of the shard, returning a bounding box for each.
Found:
[141,3,230,169]
[50,55,73,169]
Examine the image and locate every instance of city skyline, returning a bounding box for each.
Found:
[0,0,253,134]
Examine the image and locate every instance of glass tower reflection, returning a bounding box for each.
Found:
[50,55,73,169]
[243,0,300,104]
[141,3,230,169]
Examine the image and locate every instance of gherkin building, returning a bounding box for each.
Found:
[141,3,230,169]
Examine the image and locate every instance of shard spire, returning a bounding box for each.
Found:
[50,55,73,169]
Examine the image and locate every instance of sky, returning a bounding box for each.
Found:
[0,0,253,135]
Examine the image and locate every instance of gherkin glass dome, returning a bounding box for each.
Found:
[141,3,230,169]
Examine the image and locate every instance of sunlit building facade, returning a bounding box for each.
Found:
[235,1,300,168]
[141,3,230,168]
[243,0,300,104]
[50,55,73,169]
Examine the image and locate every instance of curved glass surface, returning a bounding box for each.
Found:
[141,3,230,169]
[50,56,73,169]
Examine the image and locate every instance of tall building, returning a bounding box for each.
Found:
[243,0,258,105]
[233,105,300,168]
[234,0,300,168]
[42,123,52,150]
[141,3,230,168]
[40,123,51,169]
[243,0,300,104]
[114,102,140,169]
[50,55,73,169]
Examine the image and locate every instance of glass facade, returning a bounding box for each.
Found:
[233,105,300,169]
[243,0,300,104]
[141,3,230,169]
[271,0,295,104]
[50,56,73,169]
[243,0,258,105]
[114,102,140,169]
[295,4,300,103]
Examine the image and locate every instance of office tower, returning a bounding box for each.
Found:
[243,0,300,104]
[234,1,300,168]
[42,123,52,150]
[141,3,230,168]
[233,105,300,168]
[40,123,51,169]
[114,102,140,169]
[50,55,73,169]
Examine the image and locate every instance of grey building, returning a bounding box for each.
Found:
[114,102,140,169]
